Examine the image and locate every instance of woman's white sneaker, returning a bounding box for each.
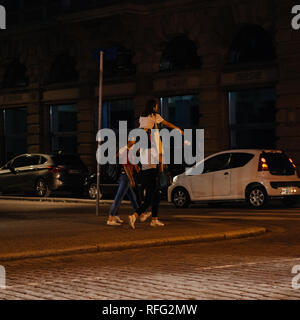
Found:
[128,214,137,229]
[150,219,164,227]
[107,220,121,226]
[140,211,152,222]
[114,216,124,224]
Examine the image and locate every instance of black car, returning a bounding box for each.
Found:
[84,164,119,200]
[85,164,172,200]
[0,153,88,197]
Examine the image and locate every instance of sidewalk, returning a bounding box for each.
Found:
[0,198,267,262]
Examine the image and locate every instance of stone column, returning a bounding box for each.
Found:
[77,85,98,172]
[276,0,300,173]
[27,89,42,154]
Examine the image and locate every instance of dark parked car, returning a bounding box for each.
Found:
[0,153,88,197]
[84,164,119,200]
[85,164,172,200]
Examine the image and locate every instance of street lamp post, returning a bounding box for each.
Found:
[96,51,103,216]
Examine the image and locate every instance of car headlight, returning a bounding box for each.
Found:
[172,175,178,183]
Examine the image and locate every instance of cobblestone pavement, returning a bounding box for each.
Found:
[1,237,300,300]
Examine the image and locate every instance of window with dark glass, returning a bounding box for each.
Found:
[228,25,276,64]
[12,156,29,168]
[48,54,78,84]
[102,46,135,78]
[40,156,48,164]
[50,104,77,153]
[27,155,41,166]
[2,60,28,88]
[203,153,231,173]
[160,35,201,72]
[229,153,254,169]
[159,95,199,175]
[93,46,135,79]
[0,108,27,164]
[102,99,135,131]
[228,88,276,149]
[160,95,199,129]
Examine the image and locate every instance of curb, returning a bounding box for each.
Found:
[0,196,111,205]
[0,227,267,262]
[0,196,172,206]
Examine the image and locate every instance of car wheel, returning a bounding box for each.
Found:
[246,186,267,209]
[35,179,51,197]
[282,196,298,207]
[88,183,102,200]
[172,188,190,208]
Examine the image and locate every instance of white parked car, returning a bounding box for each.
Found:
[168,149,300,208]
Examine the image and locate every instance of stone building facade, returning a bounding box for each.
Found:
[0,0,299,173]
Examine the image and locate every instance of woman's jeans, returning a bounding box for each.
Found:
[109,173,140,216]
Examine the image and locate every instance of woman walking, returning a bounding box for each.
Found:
[107,144,142,226]
[128,98,183,229]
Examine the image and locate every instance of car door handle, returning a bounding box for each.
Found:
[224,172,229,175]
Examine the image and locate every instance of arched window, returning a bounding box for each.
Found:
[228,25,276,64]
[48,54,78,84]
[2,60,28,88]
[102,45,135,78]
[160,35,201,72]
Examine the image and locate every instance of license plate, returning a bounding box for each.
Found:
[281,187,295,195]
[69,169,80,174]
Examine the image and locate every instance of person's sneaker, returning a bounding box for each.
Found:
[114,216,124,224]
[140,211,152,223]
[150,219,165,227]
[128,214,137,229]
[107,220,121,226]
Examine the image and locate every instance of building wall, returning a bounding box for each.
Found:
[0,0,299,173]
[276,0,300,172]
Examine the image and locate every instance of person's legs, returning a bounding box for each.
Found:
[107,174,129,225]
[139,169,156,213]
[149,173,164,227]
[129,169,156,229]
[126,187,141,214]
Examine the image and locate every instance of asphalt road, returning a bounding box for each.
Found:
[1,200,300,300]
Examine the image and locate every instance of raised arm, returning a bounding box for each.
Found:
[161,120,184,135]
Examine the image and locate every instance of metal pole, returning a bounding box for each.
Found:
[96,51,103,216]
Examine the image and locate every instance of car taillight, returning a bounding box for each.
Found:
[48,166,63,173]
[289,158,296,169]
[258,156,269,171]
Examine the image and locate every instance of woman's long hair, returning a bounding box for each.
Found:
[142,99,158,117]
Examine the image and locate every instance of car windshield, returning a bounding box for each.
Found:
[263,153,295,175]
[51,154,85,167]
